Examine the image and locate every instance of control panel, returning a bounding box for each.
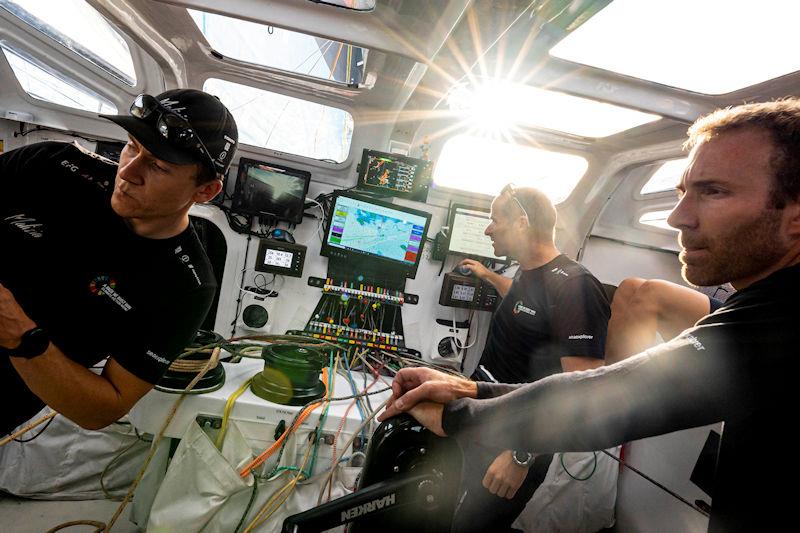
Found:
[254,239,307,278]
[439,272,500,311]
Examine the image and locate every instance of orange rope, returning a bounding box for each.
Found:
[239,368,330,478]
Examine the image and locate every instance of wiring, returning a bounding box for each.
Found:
[559,451,597,481]
[601,449,710,517]
[13,123,106,144]
[303,196,327,244]
[450,308,477,357]
[12,412,55,443]
[316,396,391,504]
[100,428,149,501]
[0,411,57,448]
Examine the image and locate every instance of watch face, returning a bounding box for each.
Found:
[513,450,533,466]
[18,328,50,358]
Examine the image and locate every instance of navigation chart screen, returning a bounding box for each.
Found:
[326,195,427,266]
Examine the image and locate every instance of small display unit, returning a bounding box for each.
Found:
[447,204,508,263]
[355,149,432,202]
[321,191,431,280]
[231,158,311,223]
[254,239,307,278]
[439,272,500,311]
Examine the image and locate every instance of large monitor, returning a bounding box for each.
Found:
[321,191,432,278]
[355,149,432,202]
[231,158,311,223]
[447,204,507,263]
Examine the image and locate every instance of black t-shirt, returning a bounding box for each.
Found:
[477,254,610,383]
[444,263,800,533]
[0,141,216,435]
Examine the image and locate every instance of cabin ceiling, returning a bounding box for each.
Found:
[5,0,800,156]
[88,0,800,153]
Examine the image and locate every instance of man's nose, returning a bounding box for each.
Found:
[666,194,696,230]
[117,154,146,185]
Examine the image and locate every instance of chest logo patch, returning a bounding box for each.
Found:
[4,213,44,238]
[512,301,537,317]
[89,275,132,311]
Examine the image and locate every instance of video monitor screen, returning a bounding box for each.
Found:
[356,149,432,202]
[231,158,311,223]
[323,192,431,273]
[447,204,507,262]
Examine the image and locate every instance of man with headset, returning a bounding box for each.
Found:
[0,89,237,436]
[452,185,610,532]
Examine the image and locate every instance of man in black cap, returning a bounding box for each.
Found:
[0,89,237,436]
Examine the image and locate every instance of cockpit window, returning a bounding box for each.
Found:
[639,209,677,232]
[306,0,375,11]
[447,81,660,138]
[550,0,800,94]
[0,0,136,86]
[433,134,588,204]
[0,43,117,114]
[189,9,368,86]
[641,158,688,195]
[204,78,353,163]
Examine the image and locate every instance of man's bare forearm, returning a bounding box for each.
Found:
[9,345,150,430]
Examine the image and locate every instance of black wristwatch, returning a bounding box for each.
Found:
[0,327,50,359]
[512,450,534,467]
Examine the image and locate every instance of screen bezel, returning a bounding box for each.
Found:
[446,203,509,264]
[231,157,311,223]
[354,149,432,202]
[320,191,432,278]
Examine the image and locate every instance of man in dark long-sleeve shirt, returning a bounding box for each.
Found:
[380,99,800,532]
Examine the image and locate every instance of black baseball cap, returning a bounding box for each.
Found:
[100,89,238,176]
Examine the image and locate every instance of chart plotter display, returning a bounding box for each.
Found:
[356,150,432,201]
[326,195,428,266]
[447,204,507,262]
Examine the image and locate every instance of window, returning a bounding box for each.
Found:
[189,10,367,86]
[550,0,800,95]
[1,43,116,114]
[448,80,659,138]
[204,78,353,163]
[641,158,688,195]
[639,210,676,232]
[0,0,136,85]
[306,0,375,11]
[433,134,588,203]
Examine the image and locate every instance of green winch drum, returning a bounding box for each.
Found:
[250,343,327,405]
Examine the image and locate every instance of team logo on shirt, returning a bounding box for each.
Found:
[512,301,537,317]
[174,245,202,286]
[550,267,569,277]
[4,213,44,238]
[89,275,132,311]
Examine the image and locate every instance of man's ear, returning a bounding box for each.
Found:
[194,178,223,204]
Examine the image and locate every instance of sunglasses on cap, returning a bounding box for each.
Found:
[501,183,531,226]
[130,94,218,173]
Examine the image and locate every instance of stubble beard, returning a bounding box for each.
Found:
[681,208,786,287]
